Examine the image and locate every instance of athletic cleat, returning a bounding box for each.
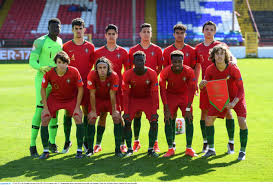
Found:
[61,141,72,154]
[49,142,59,153]
[85,149,94,157]
[125,149,133,157]
[133,140,141,152]
[202,142,208,153]
[185,148,198,157]
[83,141,88,153]
[238,151,246,160]
[115,152,125,158]
[94,145,102,153]
[30,146,39,158]
[75,151,84,159]
[148,149,159,158]
[202,149,216,157]
[39,152,49,159]
[227,143,235,154]
[120,144,128,153]
[163,148,175,157]
[153,141,160,153]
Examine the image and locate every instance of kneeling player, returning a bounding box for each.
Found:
[160,50,197,157]
[86,57,124,157]
[122,51,159,157]
[199,45,248,160]
[40,51,84,159]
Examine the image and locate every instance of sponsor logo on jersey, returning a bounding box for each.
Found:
[146,80,150,85]
[107,83,111,87]
[85,48,89,53]
[183,77,186,81]
[117,53,121,59]
[151,51,154,56]
[87,81,92,85]
[66,78,70,84]
[185,53,189,57]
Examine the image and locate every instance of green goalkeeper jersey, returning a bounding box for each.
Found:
[29,35,63,77]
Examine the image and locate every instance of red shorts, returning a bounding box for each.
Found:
[47,95,76,118]
[208,98,247,118]
[167,93,192,117]
[127,97,157,121]
[199,89,210,110]
[81,85,90,107]
[88,98,120,116]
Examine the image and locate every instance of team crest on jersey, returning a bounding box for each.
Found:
[87,81,92,85]
[53,83,59,89]
[185,53,189,57]
[71,54,75,60]
[42,78,45,83]
[117,53,121,59]
[226,75,231,80]
[107,83,111,87]
[66,78,70,84]
[85,48,89,53]
[145,80,150,85]
[182,77,187,81]
[151,51,154,56]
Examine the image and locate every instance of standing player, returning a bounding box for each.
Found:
[128,23,162,153]
[199,45,248,160]
[195,21,236,153]
[93,24,129,153]
[62,18,95,154]
[123,51,159,157]
[39,51,84,159]
[29,18,62,157]
[160,50,197,157]
[86,57,124,157]
[162,24,198,150]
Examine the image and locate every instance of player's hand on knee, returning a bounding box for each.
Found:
[112,110,121,123]
[151,113,159,122]
[122,113,130,121]
[88,111,97,123]
[73,107,82,120]
[41,108,51,123]
[199,80,207,90]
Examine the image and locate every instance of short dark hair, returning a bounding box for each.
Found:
[140,23,152,31]
[54,51,70,64]
[170,50,184,60]
[209,45,231,64]
[95,57,113,76]
[133,50,146,61]
[173,24,187,32]
[105,24,118,33]
[72,18,85,28]
[48,18,61,26]
[202,21,216,32]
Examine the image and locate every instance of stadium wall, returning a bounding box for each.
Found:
[1,47,273,64]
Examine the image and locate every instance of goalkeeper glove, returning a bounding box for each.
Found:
[40,66,52,74]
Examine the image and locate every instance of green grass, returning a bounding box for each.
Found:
[0,59,272,182]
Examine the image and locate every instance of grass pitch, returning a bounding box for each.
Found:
[0,58,272,182]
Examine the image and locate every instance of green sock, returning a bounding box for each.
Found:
[185,118,193,148]
[200,120,207,141]
[96,125,105,145]
[133,117,141,140]
[171,119,176,142]
[124,120,132,148]
[41,126,49,149]
[30,107,42,146]
[87,124,95,150]
[206,126,215,148]
[114,123,122,151]
[63,115,72,142]
[76,124,84,149]
[226,119,235,141]
[49,116,58,144]
[83,116,88,143]
[240,129,248,152]
[165,119,173,147]
[149,121,158,148]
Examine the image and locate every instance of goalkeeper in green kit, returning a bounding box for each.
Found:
[29,18,63,157]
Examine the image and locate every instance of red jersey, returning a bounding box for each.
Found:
[63,40,95,83]
[204,64,244,100]
[195,41,228,79]
[87,70,119,100]
[163,44,196,69]
[42,66,83,102]
[122,67,159,113]
[159,65,196,105]
[129,43,163,74]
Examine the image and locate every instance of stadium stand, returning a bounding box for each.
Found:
[156,0,243,46]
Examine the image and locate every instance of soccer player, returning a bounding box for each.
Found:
[123,51,159,157]
[62,18,95,154]
[93,24,129,153]
[162,24,198,150]
[195,21,236,154]
[29,18,62,157]
[160,50,197,157]
[86,57,124,157]
[128,23,162,153]
[199,45,248,160]
[39,51,84,159]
